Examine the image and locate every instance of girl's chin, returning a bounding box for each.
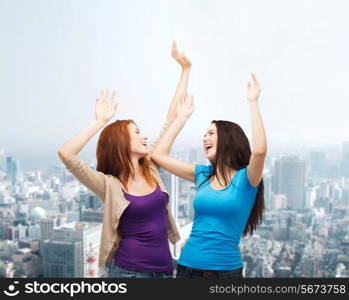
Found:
[141,149,150,156]
[206,155,213,161]
[132,149,149,158]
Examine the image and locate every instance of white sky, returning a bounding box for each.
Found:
[1,0,349,169]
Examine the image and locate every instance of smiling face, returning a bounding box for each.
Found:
[203,123,218,161]
[128,122,149,157]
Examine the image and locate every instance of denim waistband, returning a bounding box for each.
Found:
[178,264,243,277]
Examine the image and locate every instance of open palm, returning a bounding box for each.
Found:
[95,89,118,122]
[246,73,261,102]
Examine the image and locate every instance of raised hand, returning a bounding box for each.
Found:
[176,94,194,119]
[246,73,261,102]
[171,41,192,69]
[95,89,118,123]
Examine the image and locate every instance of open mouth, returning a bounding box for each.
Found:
[204,144,213,151]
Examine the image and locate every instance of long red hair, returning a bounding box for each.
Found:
[96,120,157,191]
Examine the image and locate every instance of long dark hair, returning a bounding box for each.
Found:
[200,120,264,237]
[96,120,156,191]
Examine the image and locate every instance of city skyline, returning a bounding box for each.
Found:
[1,145,348,278]
[1,139,349,172]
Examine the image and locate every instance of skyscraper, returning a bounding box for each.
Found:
[6,156,19,185]
[309,151,326,177]
[42,222,102,278]
[79,191,104,223]
[159,168,179,256]
[263,170,272,210]
[42,240,82,277]
[0,149,5,170]
[342,142,349,177]
[273,156,306,210]
[40,218,58,240]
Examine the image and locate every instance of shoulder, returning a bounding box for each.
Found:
[195,164,212,175]
[104,174,122,188]
[235,167,258,190]
[195,164,212,186]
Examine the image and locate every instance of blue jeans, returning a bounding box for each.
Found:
[105,260,173,278]
[176,264,243,278]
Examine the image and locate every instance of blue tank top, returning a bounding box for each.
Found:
[178,164,258,270]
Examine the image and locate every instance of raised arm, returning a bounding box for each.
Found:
[57,89,117,199]
[151,94,196,182]
[246,73,267,187]
[150,41,192,158]
[166,41,191,122]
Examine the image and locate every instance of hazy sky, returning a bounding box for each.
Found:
[1,0,349,170]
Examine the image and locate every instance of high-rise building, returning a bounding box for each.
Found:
[79,191,103,223]
[273,156,306,210]
[309,151,326,177]
[159,169,180,257]
[159,168,171,193]
[271,194,287,210]
[301,254,320,277]
[342,142,349,178]
[263,170,272,210]
[0,149,5,170]
[305,186,316,209]
[42,240,83,277]
[6,156,19,185]
[42,222,102,278]
[40,218,58,240]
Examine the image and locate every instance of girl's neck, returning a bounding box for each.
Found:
[215,166,235,183]
[130,155,143,180]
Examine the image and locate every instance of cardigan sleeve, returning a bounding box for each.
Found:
[60,155,106,201]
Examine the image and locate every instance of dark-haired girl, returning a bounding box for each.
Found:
[151,73,267,278]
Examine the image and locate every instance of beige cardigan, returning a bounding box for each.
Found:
[60,121,180,268]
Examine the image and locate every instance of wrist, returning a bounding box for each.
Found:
[175,115,190,122]
[95,119,108,127]
[182,66,191,72]
[248,99,259,104]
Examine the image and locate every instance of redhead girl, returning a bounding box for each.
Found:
[58,42,190,278]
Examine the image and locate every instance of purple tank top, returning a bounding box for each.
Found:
[114,184,173,274]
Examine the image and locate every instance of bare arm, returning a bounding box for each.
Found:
[246,73,267,187]
[166,41,191,122]
[152,95,196,182]
[150,41,192,160]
